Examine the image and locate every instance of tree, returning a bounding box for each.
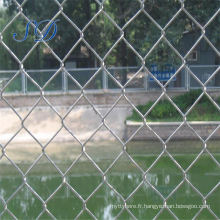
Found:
[2,0,219,74]
[0,8,41,70]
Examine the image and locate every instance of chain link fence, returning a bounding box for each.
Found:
[0,0,220,219]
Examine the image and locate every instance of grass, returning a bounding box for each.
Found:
[127,89,220,122]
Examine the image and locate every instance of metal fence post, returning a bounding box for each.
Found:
[21,71,27,94]
[185,66,190,91]
[144,71,148,91]
[187,66,190,91]
[102,69,108,90]
[62,70,68,92]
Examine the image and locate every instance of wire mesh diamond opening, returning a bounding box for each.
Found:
[186,154,220,195]
[126,183,164,219]
[106,153,143,198]
[144,0,181,28]
[166,181,204,219]
[46,185,84,219]
[4,131,43,173]
[7,185,43,219]
[86,183,124,219]
[66,154,103,200]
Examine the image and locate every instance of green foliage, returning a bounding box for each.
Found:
[127,101,153,121]
[150,100,178,119]
[95,79,102,89]
[1,0,219,69]
[0,9,43,70]
[127,90,220,122]
[129,99,180,121]
[173,89,202,112]
[0,0,219,91]
[4,78,21,92]
[216,97,220,106]
[136,101,154,114]
[173,89,217,112]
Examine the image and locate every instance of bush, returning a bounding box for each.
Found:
[136,101,154,115]
[150,100,178,119]
[173,89,202,112]
[127,89,220,122]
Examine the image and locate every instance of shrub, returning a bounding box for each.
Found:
[150,100,178,119]
[173,89,203,112]
[136,101,154,115]
[127,89,220,122]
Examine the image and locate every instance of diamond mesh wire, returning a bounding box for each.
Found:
[0,0,219,219]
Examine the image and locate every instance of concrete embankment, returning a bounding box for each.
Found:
[125,121,220,141]
[1,104,219,144]
[1,90,220,143]
[0,105,132,144]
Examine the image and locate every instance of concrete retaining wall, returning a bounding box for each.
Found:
[125,121,220,140]
[0,106,132,144]
[1,90,220,108]
[1,91,220,142]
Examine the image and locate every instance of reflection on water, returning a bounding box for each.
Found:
[1,173,173,219]
[0,153,219,219]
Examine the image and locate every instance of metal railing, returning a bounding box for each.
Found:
[1,65,219,93]
[186,65,220,90]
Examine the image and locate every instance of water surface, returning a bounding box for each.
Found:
[0,140,219,219]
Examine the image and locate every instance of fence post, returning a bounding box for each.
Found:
[102,69,108,90]
[187,66,190,91]
[62,70,68,92]
[21,71,27,94]
[185,66,190,91]
[144,71,148,91]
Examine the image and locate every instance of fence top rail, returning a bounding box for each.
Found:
[0,65,219,74]
[0,66,141,74]
[189,65,220,68]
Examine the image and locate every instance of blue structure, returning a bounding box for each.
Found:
[149,64,176,82]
